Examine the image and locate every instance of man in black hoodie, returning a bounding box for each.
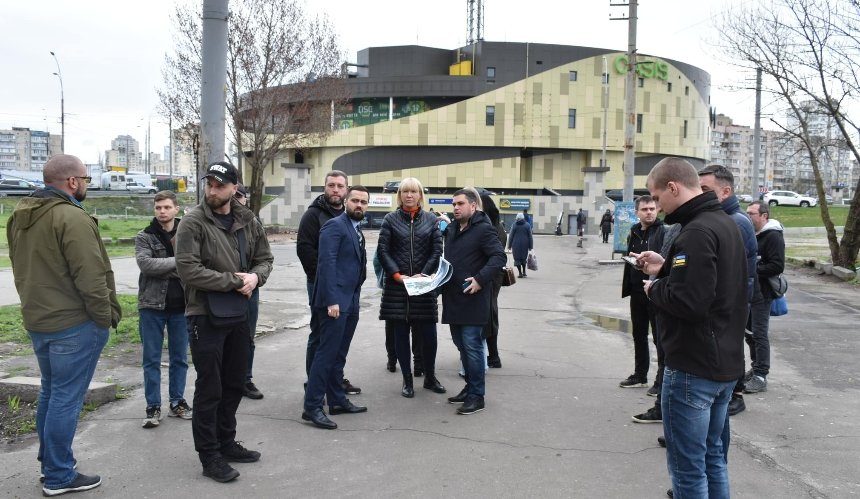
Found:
[296,171,360,395]
[135,190,192,429]
[634,158,746,498]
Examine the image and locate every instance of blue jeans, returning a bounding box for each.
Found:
[30,321,109,489]
[450,325,485,397]
[662,367,734,499]
[246,287,260,381]
[139,308,189,408]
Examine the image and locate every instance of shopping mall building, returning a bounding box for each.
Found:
[257,41,710,234]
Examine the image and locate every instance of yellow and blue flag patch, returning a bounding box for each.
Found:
[672,254,687,267]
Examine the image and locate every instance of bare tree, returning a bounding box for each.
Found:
[716,0,860,268]
[158,0,347,214]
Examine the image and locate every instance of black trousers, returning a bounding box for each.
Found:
[484,275,503,360]
[385,321,422,365]
[392,320,436,376]
[188,315,250,465]
[629,292,657,379]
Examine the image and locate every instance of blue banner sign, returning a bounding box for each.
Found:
[612,202,637,254]
[429,198,452,205]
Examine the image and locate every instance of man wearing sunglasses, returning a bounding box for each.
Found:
[7,154,120,496]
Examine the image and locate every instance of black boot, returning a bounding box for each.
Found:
[423,374,447,393]
[386,356,396,373]
[401,374,414,398]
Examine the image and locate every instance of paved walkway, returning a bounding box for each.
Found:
[1,233,859,498]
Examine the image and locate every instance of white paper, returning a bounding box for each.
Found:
[401,258,453,296]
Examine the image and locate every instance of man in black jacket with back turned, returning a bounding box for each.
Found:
[634,158,746,498]
[442,188,506,415]
[296,170,360,395]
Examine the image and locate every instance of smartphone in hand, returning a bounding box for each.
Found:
[621,256,641,267]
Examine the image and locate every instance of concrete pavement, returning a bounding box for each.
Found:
[1,233,859,498]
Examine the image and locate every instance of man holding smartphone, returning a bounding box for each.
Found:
[620,196,665,405]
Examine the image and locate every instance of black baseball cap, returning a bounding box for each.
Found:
[202,161,238,185]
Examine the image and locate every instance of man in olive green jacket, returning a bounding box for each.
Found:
[175,161,273,483]
[7,154,120,496]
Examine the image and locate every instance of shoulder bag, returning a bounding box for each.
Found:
[501,266,517,286]
[206,229,250,327]
[768,274,788,297]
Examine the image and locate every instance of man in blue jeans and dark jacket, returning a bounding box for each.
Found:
[634,158,746,498]
[442,188,506,415]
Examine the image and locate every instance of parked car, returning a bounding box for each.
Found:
[737,194,754,203]
[0,178,38,196]
[382,180,429,193]
[762,190,817,207]
[126,182,158,194]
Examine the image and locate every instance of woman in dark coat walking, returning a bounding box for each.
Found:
[377,177,446,398]
[600,209,614,243]
[507,213,533,277]
[480,194,506,369]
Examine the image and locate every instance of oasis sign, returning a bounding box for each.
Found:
[614,56,669,81]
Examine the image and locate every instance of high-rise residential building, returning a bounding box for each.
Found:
[0,127,62,171]
[165,128,195,176]
[105,134,141,170]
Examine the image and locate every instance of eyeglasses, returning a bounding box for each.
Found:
[70,176,92,183]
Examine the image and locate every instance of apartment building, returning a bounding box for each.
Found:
[0,127,61,171]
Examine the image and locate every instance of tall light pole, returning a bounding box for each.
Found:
[49,51,65,154]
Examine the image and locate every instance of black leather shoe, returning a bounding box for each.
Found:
[401,374,414,398]
[301,408,337,429]
[728,394,746,416]
[487,357,502,368]
[329,399,367,415]
[447,386,468,404]
[667,488,673,498]
[342,378,361,395]
[423,376,447,394]
[658,436,666,448]
[386,358,396,373]
[457,395,485,415]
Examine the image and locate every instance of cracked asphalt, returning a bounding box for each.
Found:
[1,231,858,498]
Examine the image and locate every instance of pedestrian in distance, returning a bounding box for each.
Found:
[442,188,506,415]
[135,190,193,429]
[600,208,613,244]
[507,212,533,278]
[576,208,586,247]
[633,157,747,498]
[175,161,274,483]
[7,154,121,496]
[377,178,446,398]
[296,170,361,396]
[303,187,371,430]
[234,184,264,400]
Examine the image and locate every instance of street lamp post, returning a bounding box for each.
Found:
[49,51,64,154]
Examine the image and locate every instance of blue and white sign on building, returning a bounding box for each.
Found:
[429,198,452,205]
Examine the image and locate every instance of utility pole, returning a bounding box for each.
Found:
[611,1,637,202]
[752,67,762,199]
[200,0,229,173]
[49,51,64,154]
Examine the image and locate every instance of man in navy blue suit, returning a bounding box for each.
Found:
[302,186,370,429]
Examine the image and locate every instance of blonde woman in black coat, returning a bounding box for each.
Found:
[377,177,446,397]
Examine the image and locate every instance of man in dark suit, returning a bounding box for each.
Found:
[302,186,370,430]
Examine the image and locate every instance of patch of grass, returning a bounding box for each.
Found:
[18,417,36,433]
[7,395,21,413]
[754,204,849,228]
[80,401,98,414]
[0,294,140,348]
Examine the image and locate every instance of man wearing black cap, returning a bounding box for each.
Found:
[176,162,274,482]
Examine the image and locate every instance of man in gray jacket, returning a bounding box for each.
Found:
[136,190,192,429]
[176,162,274,483]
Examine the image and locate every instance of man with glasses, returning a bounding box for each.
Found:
[8,154,121,495]
[743,201,785,394]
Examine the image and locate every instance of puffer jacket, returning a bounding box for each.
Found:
[135,217,185,311]
[7,188,121,332]
[175,198,274,317]
[377,208,442,322]
[755,218,786,300]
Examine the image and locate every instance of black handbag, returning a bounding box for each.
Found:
[768,274,788,297]
[501,266,516,286]
[206,228,250,327]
